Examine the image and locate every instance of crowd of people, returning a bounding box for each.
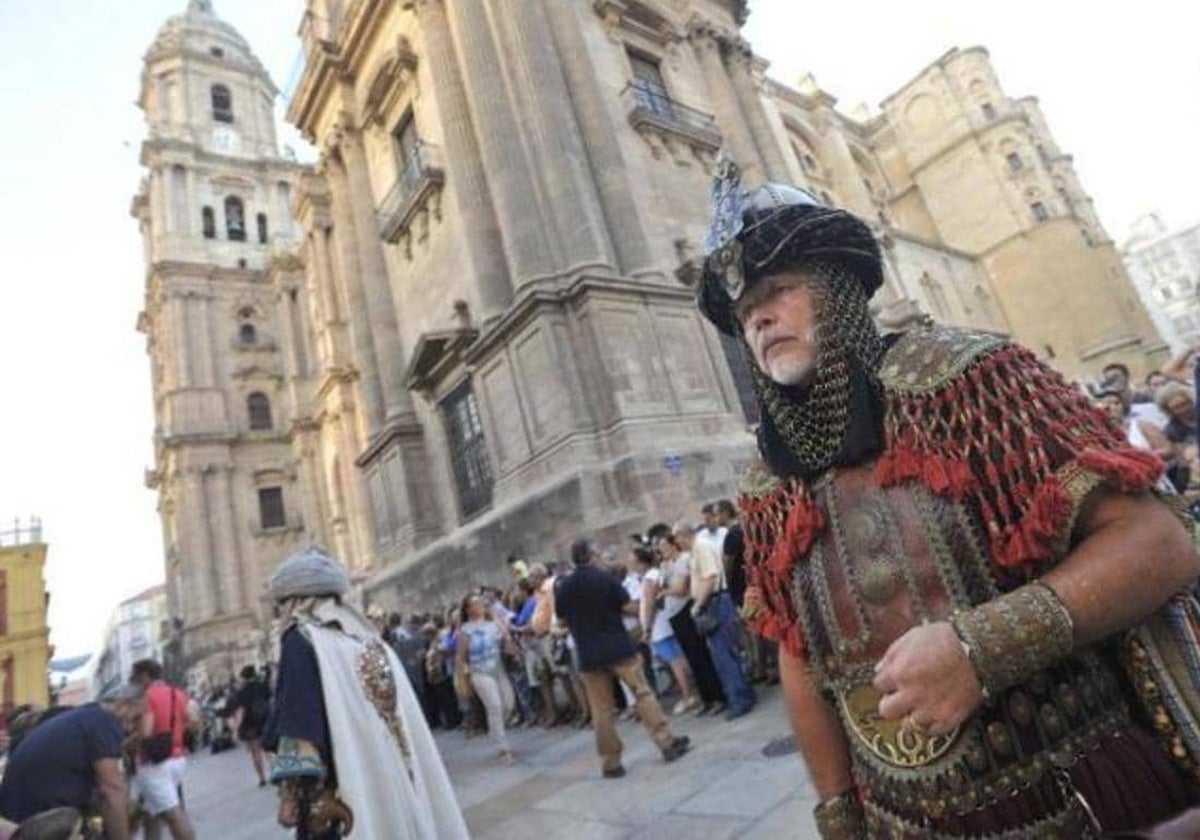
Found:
[1088,353,1200,511]
[366,499,776,772]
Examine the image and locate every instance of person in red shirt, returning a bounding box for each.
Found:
[129,660,196,840]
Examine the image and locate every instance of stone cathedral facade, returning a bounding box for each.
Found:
[135,0,1165,683]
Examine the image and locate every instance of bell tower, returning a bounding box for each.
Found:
[133,2,309,687]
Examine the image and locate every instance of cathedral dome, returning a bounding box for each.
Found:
[146,0,271,90]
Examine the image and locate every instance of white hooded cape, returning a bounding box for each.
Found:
[296,603,470,840]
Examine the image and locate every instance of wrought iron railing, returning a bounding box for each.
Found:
[377,141,445,243]
[621,82,720,145]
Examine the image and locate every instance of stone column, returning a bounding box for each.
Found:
[541,0,654,276]
[407,0,512,318]
[689,24,764,184]
[324,158,386,432]
[333,124,414,424]
[814,106,875,216]
[336,409,377,572]
[170,293,192,389]
[484,0,615,275]
[211,465,246,615]
[186,467,218,620]
[725,42,790,183]
[443,0,555,283]
[275,281,302,411]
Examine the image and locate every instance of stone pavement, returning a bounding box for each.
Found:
[187,685,819,839]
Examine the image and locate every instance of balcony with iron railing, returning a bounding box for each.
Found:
[621,81,722,153]
[377,141,445,245]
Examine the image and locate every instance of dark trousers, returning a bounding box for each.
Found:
[669,603,725,705]
[427,679,462,729]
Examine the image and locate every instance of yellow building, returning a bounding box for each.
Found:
[0,519,50,712]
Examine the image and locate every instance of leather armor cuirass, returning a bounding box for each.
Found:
[794,464,1129,832]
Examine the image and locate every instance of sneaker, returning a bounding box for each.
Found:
[693,703,713,718]
[724,705,753,722]
[662,736,692,763]
[672,697,699,716]
[708,702,726,718]
[602,765,627,779]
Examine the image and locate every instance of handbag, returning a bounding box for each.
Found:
[692,598,721,637]
[143,688,178,764]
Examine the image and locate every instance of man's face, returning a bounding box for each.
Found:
[734,271,819,389]
[1097,395,1125,424]
[702,510,717,531]
[1102,366,1130,394]
[1148,373,1169,392]
[1167,394,1194,423]
[112,698,146,734]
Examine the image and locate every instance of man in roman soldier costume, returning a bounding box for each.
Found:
[263,547,469,839]
[696,158,1200,838]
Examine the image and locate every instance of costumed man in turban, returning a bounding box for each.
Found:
[696,157,1200,838]
[263,547,469,840]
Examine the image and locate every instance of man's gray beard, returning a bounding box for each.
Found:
[767,357,816,390]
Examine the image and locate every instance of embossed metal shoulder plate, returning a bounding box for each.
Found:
[878,323,1007,395]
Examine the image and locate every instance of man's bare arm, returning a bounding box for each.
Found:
[1044,491,1200,645]
[93,758,130,840]
[778,647,853,800]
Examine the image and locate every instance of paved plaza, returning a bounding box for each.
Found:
[188,685,819,839]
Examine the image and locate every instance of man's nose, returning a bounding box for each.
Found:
[747,306,775,336]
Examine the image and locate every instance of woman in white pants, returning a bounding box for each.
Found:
[457,594,516,764]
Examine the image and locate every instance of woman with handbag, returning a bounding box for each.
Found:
[652,531,727,716]
[456,595,516,765]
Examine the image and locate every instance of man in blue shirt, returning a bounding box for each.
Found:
[555,539,692,778]
[0,685,143,839]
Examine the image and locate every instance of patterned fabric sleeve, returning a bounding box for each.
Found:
[876,340,1167,577]
[737,467,826,658]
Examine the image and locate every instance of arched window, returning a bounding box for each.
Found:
[225,196,245,241]
[239,323,256,344]
[256,213,268,244]
[247,392,272,430]
[211,84,233,123]
[201,206,215,239]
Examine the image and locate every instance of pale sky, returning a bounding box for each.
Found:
[0,0,1195,658]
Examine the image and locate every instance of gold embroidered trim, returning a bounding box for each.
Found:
[951,582,1074,698]
[813,790,865,840]
[837,681,961,768]
[356,640,413,776]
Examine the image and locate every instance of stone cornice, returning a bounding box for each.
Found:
[355,415,425,468]
[464,275,695,369]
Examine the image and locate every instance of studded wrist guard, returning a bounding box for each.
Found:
[951,582,1074,699]
[813,790,865,840]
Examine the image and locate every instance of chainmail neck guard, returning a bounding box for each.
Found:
[751,261,888,481]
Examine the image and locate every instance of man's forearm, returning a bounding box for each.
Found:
[778,647,853,799]
[97,786,130,840]
[693,574,718,609]
[1043,492,1199,646]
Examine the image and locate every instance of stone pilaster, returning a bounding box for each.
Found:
[725,41,790,183]
[406,0,512,319]
[331,121,414,424]
[443,0,555,284]
[485,0,616,278]
[689,23,764,184]
[185,467,218,620]
[209,464,246,615]
[324,158,386,431]
[541,0,654,277]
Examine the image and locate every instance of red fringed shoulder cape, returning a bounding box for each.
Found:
[738,324,1165,658]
